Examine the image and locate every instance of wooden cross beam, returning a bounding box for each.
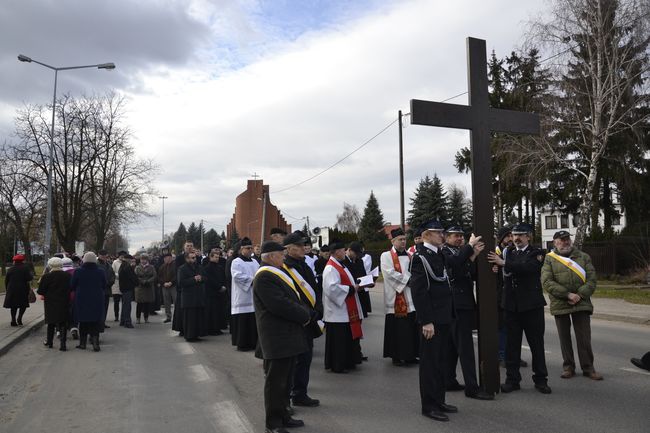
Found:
[410,37,540,394]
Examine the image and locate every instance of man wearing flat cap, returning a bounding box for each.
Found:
[253,241,313,433]
[282,231,323,407]
[408,227,424,256]
[380,227,419,366]
[314,245,330,291]
[442,225,493,400]
[344,241,372,318]
[542,230,602,380]
[230,237,260,351]
[488,223,551,394]
[409,219,457,422]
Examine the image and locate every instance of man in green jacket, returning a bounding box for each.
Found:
[541,230,603,381]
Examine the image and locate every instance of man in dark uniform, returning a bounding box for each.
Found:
[442,225,493,400]
[253,241,314,433]
[488,223,551,394]
[313,245,330,291]
[409,219,457,422]
[344,241,372,318]
[282,231,323,407]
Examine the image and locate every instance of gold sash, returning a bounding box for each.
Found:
[547,251,587,283]
[283,265,316,307]
[256,266,301,299]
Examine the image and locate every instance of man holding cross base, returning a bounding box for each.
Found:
[542,230,603,380]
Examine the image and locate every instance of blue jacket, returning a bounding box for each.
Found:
[71,263,106,323]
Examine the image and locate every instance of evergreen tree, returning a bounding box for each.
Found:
[429,174,449,224]
[358,191,388,243]
[220,230,226,240]
[408,175,434,229]
[204,228,221,251]
[172,222,187,254]
[229,227,240,249]
[447,184,473,230]
[187,222,200,247]
[302,223,309,236]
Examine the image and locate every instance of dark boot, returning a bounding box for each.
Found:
[44,324,55,348]
[91,335,101,352]
[60,326,67,351]
[76,331,87,350]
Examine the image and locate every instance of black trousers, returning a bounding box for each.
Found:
[136,302,150,320]
[291,338,314,399]
[113,294,122,320]
[103,294,111,323]
[264,357,295,429]
[46,323,67,346]
[505,307,548,385]
[447,309,479,392]
[419,324,449,412]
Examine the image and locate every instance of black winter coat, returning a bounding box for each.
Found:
[409,244,453,326]
[502,245,547,312]
[97,259,116,293]
[177,263,206,308]
[253,264,311,359]
[442,244,476,311]
[3,264,33,309]
[37,270,71,324]
[284,255,323,339]
[119,262,138,293]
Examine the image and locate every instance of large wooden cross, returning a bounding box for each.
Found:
[410,37,540,394]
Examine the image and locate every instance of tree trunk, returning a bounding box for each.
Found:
[574,165,600,249]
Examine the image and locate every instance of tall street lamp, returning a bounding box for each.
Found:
[17,54,115,263]
[158,196,168,243]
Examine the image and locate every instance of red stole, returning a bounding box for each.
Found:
[390,247,409,318]
[327,258,363,339]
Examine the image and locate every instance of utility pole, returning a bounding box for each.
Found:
[398,110,405,230]
[200,219,204,253]
[158,196,168,243]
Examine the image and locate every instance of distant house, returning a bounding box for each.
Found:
[538,206,626,249]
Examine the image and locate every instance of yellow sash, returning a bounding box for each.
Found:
[256,266,301,299]
[547,251,587,283]
[495,246,502,256]
[283,265,316,307]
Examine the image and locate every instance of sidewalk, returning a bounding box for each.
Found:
[0,294,45,357]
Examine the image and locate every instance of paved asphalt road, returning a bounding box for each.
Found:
[1,289,648,433]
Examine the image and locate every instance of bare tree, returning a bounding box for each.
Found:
[517,0,650,247]
[335,202,361,233]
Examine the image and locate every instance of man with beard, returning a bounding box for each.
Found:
[253,241,313,433]
[322,241,365,373]
[282,231,323,407]
[230,238,260,351]
[409,219,457,422]
[203,247,227,335]
[488,223,551,395]
[380,228,419,366]
[441,225,493,400]
[177,251,206,342]
[157,253,176,324]
[542,231,602,380]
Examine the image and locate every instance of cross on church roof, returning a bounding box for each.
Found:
[251,172,261,180]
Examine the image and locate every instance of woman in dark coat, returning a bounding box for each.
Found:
[135,254,156,324]
[70,252,106,352]
[37,257,71,351]
[3,254,33,326]
[202,248,227,335]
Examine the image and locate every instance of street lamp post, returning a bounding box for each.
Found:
[17,55,115,264]
[159,196,168,243]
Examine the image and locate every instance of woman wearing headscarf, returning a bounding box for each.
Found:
[3,254,33,326]
[70,252,106,352]
[38,257,71,351]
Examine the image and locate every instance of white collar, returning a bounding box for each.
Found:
[517,245,529,252]
[423,242,439,253]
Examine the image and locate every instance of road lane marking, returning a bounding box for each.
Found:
[620,367,650,376]
[188,364,213,383]
[175,342,196,355]
[210,400,254,433]
[471,335,552,354]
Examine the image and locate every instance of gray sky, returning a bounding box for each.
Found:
[0,0,546,251]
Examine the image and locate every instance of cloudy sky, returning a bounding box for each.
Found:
[0,0,546,251]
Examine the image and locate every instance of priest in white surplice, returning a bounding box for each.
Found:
[322,240,365,373]
[380,227,420,366]
[230,237,260,351]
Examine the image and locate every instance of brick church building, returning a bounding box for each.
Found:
[226,179,291,245]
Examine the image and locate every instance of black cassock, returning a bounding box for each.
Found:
[202,260,227,334]
[343,255,372,317]
[177,262,206,341]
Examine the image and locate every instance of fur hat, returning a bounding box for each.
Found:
[82,251,98,264]
[48,257,63,270]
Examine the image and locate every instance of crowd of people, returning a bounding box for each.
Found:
[3,221,649,433]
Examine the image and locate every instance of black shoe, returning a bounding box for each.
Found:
[16,319,23,326]
[421,410,449,422]
[535,383,552,394]
[43,340,53,348]
[392,359,408,367]
[282,417,304,428]
[150,311,159,315]
[499,360,506,368]
[466,390,495,400]
[631,358,650,371]
[292,395,320,407]
[406,358,419,364]
[60,342,67,351]
[438,403,458,413]
[286,406,294,416]
[163,319,171,323]
[91,336,101,352]
[76,343,86,350]
[446,381,465,391]
[103,324,110,329]
[114,318,119,322]
[125,324,134,329]
[265,428,290,433]
[10,322,18,327]
[500,383,521,393]
[520,359,528,367]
